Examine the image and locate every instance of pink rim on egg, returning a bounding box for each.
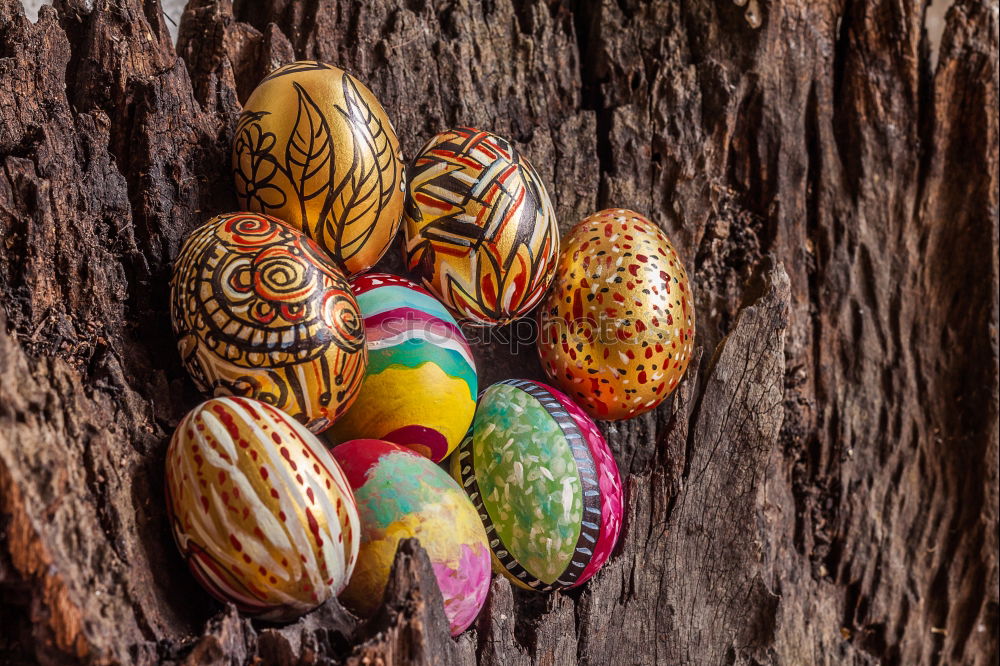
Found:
[534,381,624,586]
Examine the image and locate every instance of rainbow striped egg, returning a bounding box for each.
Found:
[452,379,623,591]
[165,397,360,620]
[325,273,477,462]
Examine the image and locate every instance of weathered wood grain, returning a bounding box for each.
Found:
[0,0,996,664]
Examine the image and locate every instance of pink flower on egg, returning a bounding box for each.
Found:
[431,542,491,635]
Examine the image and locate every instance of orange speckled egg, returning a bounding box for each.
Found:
[537,209,695,420]
[165,397,360,621]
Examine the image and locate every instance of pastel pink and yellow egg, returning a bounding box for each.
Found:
[331,439,491,635]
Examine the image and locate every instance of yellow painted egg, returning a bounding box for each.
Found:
[537,209,695,420]
[165,397,360,621]
[403,127,559,325]
[232,61,404,276]
[170,212,368,432]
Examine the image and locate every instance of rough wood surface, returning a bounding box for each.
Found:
[0,0,997,664]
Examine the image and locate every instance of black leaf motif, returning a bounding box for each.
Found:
[260,60,335,84]
[324,73,400,264]
[233,110,287,212]
[285,82,335,241]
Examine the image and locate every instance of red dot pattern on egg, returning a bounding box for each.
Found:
[164,396,360,621]
[536,209,695,420]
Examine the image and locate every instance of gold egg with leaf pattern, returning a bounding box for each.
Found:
[233,61,405,276]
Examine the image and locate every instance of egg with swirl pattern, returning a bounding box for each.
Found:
[232,61,405,276]
[170,212,368,432]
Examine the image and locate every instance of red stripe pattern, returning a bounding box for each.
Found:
[165,397,360,621]
[403,127,559,325]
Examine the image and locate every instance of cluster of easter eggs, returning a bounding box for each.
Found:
[165,60,694,636]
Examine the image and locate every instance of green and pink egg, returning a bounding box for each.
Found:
[331,439,491,636]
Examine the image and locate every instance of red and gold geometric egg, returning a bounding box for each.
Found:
[403,127,559,325]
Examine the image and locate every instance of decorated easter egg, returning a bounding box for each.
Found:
[232,61,404,276]
[165,397,360,621]
[325,274,478,462]
[537,209,695,420]
[403,127,559,325]
[170,212,368,432]
[331,439,491,635]
[452,379,623,591]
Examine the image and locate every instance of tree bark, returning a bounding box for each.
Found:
[0,0,996,664]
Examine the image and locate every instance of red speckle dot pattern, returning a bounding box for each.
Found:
[537,209,695,420]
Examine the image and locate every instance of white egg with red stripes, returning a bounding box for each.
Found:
[164,396,360,620]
